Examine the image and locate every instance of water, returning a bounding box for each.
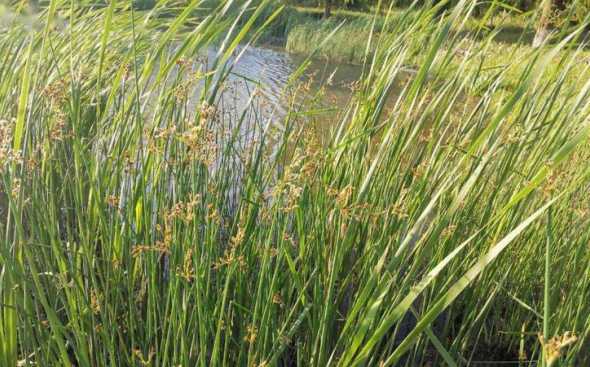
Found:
[140,45,365,214]
[218,45,362,114]
[173,44,364,134]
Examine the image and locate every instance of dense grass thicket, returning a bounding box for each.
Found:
[1,0,590,366]
[283,5,590,65]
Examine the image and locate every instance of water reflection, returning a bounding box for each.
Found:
[188,45,363,126]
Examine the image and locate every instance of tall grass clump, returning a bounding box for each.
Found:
[284,6,418,64]
[286,17,374,63]
[1,0,589,366]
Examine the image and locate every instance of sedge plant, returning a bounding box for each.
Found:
[0,0,589,366]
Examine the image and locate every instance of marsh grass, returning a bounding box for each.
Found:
[1,0,590,366]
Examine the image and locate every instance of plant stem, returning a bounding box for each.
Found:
[544,206,553,366]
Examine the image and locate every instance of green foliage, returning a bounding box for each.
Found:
[0,1,589,366]
[286,17,374,62]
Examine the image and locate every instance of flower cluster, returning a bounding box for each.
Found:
[213,249,245,270]
[90,289,102,315]
[42,79,69,105]
[0,119,21,174]
[244,324,258,344]
[538,331,578,366]
[131,243,171,258]
[271,129,322,212]
[177,248,195,281]
[165,194,201,223]
[178,124,217,166]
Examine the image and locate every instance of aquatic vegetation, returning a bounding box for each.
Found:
[0,0,589,366]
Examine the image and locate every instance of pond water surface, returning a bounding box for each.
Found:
[183,45,365,134]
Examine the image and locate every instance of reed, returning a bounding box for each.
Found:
[0,0,589,366]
